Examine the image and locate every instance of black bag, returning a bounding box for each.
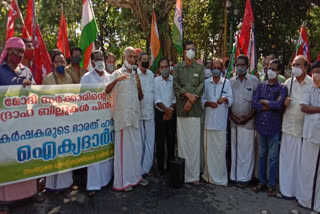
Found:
[168,157,185,188]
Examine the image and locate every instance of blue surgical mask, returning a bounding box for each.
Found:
[56,65,65,74]
[212,69,221,77]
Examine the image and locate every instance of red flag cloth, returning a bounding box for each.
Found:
[239,0,254,55]
[22,0,33,39]
[317,52,320,62]
[20,0,52,84]
[57,12,70,59]
[33,24,52,84]
[297,26,310,63]
[291,26,311,63]
[6,0,21,40]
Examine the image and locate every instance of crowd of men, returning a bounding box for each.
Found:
[0,37,319,214]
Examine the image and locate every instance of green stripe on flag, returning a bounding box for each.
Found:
[172,24,183,56]
[151,48,162,73]
[79,19,98,52]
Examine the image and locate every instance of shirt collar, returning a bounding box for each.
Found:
[266,79,280,87]
[294,74,313,85]
[182,60,196,68]
[210,77,224,84]
[91,69,107,78]
[137,67,149,75]
[160,75,173,81]
[236,73,249,80]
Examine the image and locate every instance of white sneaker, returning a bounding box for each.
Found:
[139,179,149,186]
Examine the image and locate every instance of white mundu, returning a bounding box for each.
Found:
[279,75,312,198]
[80,69,114,191]
[108,66,143,191]
[201,77,233,185]
[229,74,259,183]
[138,68,155,175]
[297,85,320,212]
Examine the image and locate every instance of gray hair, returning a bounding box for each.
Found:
[138,51,148,60]
[123,46,135,57]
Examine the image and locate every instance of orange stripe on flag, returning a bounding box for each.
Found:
[151,11,160,59]
[83,43,93,69]
[177,0,182,10]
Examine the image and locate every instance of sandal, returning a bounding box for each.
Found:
[236,182,249,188]
[33,191,46,203]
[259,209,271,214]
[290,209,301,214]
[87,191,96,197]
[267,187,277,197]
[253,184,267,192]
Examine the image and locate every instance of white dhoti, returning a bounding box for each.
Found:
[279,133,302,198]
[177,117,200,183]
[202,129,228,185]
[297,140,320,212]
[113,126,142,191]
[46,171,73,190]
[140,119,155,175]
[87,159,113,191]
[230,127,255,183]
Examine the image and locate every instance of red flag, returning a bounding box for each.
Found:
[57,12,70,59]
[6,0,22,40]
[291,26,311,63]
[317,52,320,62]
[34,24,52,84]
[22,0,33,39]
[21,0,52,84]
[239,0,254,55]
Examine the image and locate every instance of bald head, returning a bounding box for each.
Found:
[292,55,309,76]
[211,58,223,70]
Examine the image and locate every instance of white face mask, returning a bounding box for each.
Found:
[292,66,303,77]
[267,69,277,80]
[94,61,105,72]
[186,49,195,60]
[170,66,174,71]
[124,60,134,70]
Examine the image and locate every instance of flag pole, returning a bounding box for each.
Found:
[14,0,31,38]
[61,3,66,58]
[32,0,36,77]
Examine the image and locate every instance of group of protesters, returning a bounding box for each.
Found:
[0,36,319,214]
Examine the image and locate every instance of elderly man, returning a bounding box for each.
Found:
[201,58,233,185]
[154,58,176,176]
[105,52,116,74]
[173,41,205,184]
[252,59,287,196]
[43,52,74,192]
[229,55,259,187]
[137,51,155,176]
[279,55,313,199]
[65,47,87,84]
[105,46,148,191]
[0,37,39,214]
[297,61,320,213]
[80,50,113,196]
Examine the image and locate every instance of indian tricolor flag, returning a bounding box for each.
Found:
[79,0,98,70]
[172,0,183,56]
[150,10,162,73]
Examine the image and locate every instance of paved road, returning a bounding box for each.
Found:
[8,173,312,214]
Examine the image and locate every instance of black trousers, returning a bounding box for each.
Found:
[155,108,176,172]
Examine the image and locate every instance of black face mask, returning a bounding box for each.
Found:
[71,56,82,64]
[141,61,149,69]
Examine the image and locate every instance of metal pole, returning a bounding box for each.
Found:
[32,0,36,77]
[235,127,238,182]
[223,1,228,57]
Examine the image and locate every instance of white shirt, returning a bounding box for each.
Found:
[201,77,233,130]
[80,69,111,84]
[108,66,140,131]
[301,85,320,144]
[154,75,176,112]
[138,68,154,120]
[282,75,313,137]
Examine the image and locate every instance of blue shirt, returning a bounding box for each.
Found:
[0,62,33,85]
[252,80,287,136]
